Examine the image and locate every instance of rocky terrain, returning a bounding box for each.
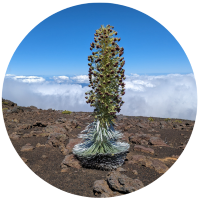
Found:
[2,98,195,197]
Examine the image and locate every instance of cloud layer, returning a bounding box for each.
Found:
[2,73,197,120]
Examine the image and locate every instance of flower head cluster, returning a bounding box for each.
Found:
[86,25,126,126]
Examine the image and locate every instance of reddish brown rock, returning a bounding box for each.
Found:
[22,133,32,138]
[128,155,168,174]
[59,145,69,155]
[178,144,186,149]
[56,117,67,124]
[149,136,169,147]
[61,168,69,173]
[36,143,45,148]
[33,121,48,127]
[107,171,144,193]
[21,157,28,163]
[46,133,68,147]
[9,132,21,140]
[65,119,79,130]
[45,125,66,134]
[136,122,149,129]
[129,133,152,145]
[17,124,32,130]
[30,131,49,137]
[129,155,153,167]
[61,154,81,169]
[21,145,35,152]
[64,125,72,133]
[134,145,154,154]
[66,138,83,154]
[116,167,127,172]
[93,180,114,197]
[124,125,131,131]
[132,170,138,175]
[150,158,169,173]
[121,132,131,142]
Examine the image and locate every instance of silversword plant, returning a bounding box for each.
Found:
[73,25,129,170]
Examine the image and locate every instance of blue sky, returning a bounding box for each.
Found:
[6,3,192,76]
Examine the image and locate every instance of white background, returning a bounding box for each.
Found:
[0,0,199,201]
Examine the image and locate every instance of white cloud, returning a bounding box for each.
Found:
[6,75,45,83]
[5,74,15,77]
[121,73,197,120]
[2,73,197,120]
[53,76,69,83]
[70,75,89,83]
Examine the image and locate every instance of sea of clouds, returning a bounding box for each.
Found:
[2,73,197,120]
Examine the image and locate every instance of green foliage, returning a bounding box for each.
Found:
[2,108,8,111]
[62,110,72,114]
[86,25,125,127]
[2,102,8,105]
[165,118,171,122]
[174,120,182,123]
[148,117,154,121]
[73,120,129,158]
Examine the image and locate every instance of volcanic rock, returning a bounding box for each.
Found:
[61,154,81,169]
[30,130,49,137]
[136,122,149,129]
[21,144,35,152]
[21,157,28,163]
[116,167,127,172]
[107,171,144,193]
[66,138,83,154]
[93,180,114,197]
[129,133,151,145]
[134,145,154,154]
[9,132,21,140]
[45,125,66,134]
[36,143,45,148]
[149,136,169,147]
[56,117,67,123]
[132,170,138,175]
[128,155,168,174]
[46,133,68,147]
[33,121,48,127]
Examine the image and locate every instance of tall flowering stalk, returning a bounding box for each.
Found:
[73,25,129,170]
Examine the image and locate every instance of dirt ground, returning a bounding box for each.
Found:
[2,98,194,197]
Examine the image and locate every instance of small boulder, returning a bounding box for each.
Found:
[134,145,154,154]
[149,136,169,147]
[45,125,66,134]
[128,155,168,174]
[116,167,127,172]
[21,157,28,163]
[93,180,114,197]
[9,132,21,140]
[66,138,83,154]
[107,171,144,193]
[36,143,45,148]
[21,145,35,152]
[56,117,67,123]
[30,131,49,137]
[129,133,151,145]
[46,133,68,147]
[132,170,138,175]
[33,121,48,127]
[61,154,81,169]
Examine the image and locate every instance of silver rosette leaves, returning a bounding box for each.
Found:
[73,120,130,170]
